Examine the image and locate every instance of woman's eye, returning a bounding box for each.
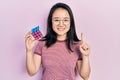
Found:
[64,20,69,22]
[55,20,59,22]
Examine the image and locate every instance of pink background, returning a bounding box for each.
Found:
[0,0,120,80]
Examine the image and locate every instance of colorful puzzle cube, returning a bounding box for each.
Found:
[31,26,43,40]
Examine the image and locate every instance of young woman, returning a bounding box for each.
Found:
[25,3,91,80]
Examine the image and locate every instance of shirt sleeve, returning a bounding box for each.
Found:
[34,41,44,56]
[77,49,82,60]
[76,41,83,60]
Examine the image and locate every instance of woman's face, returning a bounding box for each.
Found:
[52,8,70,40]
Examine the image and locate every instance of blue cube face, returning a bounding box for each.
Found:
[32,28,35,33]
[32,26,39,33]
[36,26,39,30]
[31,26,43,40]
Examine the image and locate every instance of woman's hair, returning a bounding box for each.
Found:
[42,2,80,52]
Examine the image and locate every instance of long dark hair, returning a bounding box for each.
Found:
[42,2,80,52]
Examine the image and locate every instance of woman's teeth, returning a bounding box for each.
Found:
[58,28,65,31]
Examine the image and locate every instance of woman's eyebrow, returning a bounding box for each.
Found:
[64,17,70,19]
[52,17,70,19]
[52,17,59,19]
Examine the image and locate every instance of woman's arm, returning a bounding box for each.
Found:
[25,32,41,76]
[26,51,41,76]
[77,56,91,80]
[77,33,91,80]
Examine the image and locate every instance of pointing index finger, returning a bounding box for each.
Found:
[81,33,85,43]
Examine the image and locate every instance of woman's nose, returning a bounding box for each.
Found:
[58,20,64,26]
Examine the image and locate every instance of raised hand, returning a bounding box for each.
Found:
[25,32,37,51]
[80,33,90,56]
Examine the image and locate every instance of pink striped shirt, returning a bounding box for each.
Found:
[34,40,82,80]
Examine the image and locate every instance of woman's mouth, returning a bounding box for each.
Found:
[57,28,65,31]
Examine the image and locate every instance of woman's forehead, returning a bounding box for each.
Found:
[52,8,70,18]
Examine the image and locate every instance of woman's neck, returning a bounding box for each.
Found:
[57,35,67,41]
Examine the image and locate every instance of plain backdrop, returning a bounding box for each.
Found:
[0,0,120,80]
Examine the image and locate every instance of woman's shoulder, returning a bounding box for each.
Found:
[73,40,82,46]
[36,39,46,47]
[71,40,82,50]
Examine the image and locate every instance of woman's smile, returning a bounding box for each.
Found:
[57,27,65,31]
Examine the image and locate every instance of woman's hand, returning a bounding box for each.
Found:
[25,32,37,51]
[79,33,90,57]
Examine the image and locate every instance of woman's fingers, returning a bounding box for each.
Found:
[80,33,90,56]
[25,31,38,51]
[82,43,89,51]
[80,33,89,51]
[81,33,85,44]
[25,32,32,40]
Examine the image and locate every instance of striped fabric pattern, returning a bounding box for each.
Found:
[34,40,82,80]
